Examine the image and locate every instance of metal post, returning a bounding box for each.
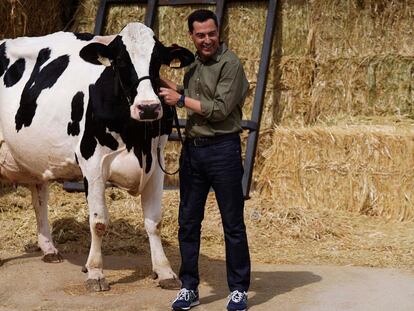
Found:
[144,0,158,28]
[94,0,108,34]
[242,0,278,199]
[215,0,226,28]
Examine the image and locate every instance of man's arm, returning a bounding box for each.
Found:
[199,61,248,122]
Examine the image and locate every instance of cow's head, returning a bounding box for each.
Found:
[79,23,194,121]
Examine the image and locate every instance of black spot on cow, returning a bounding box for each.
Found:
[4,58,25,87]
[15,48,70,131]
[67,91,85,136]
[75,153,79,164]
[120,117,172,174]
[0,42,10,78]
[83,177,89,198]
[80,88,119,160]
[74,33,95,41]
[80,101,98,160]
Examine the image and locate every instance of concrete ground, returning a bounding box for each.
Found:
[0,253,413,311]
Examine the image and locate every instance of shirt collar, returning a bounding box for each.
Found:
[195,42,227,63]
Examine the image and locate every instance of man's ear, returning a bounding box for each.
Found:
[79,42,114,66]
[162,44,195,68]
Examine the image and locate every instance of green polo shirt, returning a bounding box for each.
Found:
[179,43,249,138]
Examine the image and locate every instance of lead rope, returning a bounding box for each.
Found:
[157,106,184,175]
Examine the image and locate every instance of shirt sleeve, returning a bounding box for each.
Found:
[200,60,248,122]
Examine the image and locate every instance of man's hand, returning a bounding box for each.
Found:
[160,87,203,114]
[159,87,180,106]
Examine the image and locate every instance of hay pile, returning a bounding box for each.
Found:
[0,0,78,39]
[1,183,414,269]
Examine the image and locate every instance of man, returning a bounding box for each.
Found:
[159,9,251,311]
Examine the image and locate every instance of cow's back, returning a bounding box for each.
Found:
[0,32,104,182]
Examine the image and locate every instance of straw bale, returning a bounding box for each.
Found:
[275,54,414,125]
[310,0,414,61]
[0,0,70,39]
[279,0,311,56]
[312,55,414,121]
[273,56,316,125]
[256,125,414,221]
[272,0,414,125]
[71,0,100,33]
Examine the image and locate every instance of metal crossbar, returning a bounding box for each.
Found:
[90,0,277,199]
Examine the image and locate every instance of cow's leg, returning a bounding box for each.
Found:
[141,161,180,289]
[30,183,63,263]
[83,175,110,292]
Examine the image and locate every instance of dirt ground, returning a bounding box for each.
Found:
[0,252,414,311]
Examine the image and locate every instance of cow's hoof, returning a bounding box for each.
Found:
[86,278,110,292]
[42,252,64,263]
[159,278,181,290]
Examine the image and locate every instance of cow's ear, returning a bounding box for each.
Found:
[162,44,194,68]
[79,43,114,66]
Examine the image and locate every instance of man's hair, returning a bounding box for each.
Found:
[187,9,218,33]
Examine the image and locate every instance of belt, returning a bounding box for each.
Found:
[185,132,239,147]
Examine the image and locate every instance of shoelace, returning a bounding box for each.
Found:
[177,288,191,301]
[229,290,246,303]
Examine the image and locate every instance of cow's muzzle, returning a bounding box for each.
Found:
[131,103,162,121]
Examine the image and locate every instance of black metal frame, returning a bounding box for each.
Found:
[92,0,277,199]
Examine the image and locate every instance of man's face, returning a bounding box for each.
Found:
[189,19,219,60]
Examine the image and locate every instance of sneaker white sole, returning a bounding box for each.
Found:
[173,300,200,311]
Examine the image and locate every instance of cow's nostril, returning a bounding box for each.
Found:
[138,103,161,120]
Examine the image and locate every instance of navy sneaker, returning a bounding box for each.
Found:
[172,288,200,310]
[227,290,248,311]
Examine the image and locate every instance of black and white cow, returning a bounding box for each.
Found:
[0,23,193,291]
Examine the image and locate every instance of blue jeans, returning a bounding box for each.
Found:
[178,134,251,292]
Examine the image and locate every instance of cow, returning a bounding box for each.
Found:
[0,22,194,291]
